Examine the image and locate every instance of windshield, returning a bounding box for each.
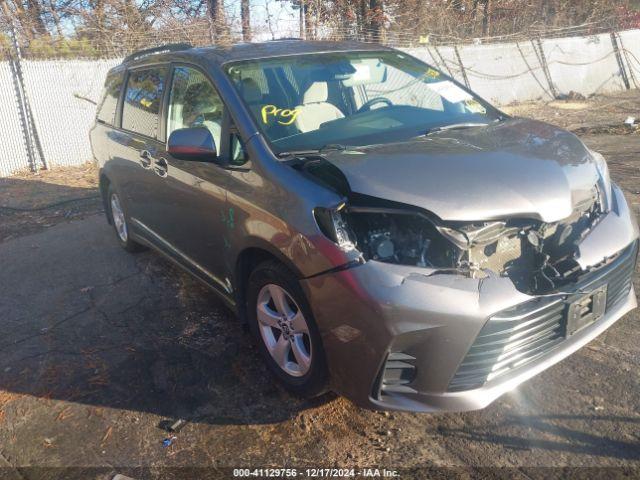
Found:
[224,51,501,155]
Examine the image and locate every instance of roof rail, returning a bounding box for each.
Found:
[122,43,192,64]
[269,37,303,42]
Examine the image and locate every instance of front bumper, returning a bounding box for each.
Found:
[301,185,639,412]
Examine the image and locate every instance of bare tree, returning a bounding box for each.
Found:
[368,0,383,41]
[5,0,639,57]
[241,0,251,41]
[207,0,227,43]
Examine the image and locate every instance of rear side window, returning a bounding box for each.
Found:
[96,71,123,125]
[122,66,168,138]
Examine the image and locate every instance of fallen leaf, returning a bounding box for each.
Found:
[101,426,113,444]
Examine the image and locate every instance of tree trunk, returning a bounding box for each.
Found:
[304,1,313,40]
[369,0,383,43]
[26,0,49,37]
[48,0,64,37]
[359,0,367,40]
[207,0,226,44]
[299,0,304,39]
[240,0,251,42]
[482,0,491,36]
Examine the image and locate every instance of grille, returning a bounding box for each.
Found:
[581,243,637,311]
[373,352,417,400]
[448,241,637,392]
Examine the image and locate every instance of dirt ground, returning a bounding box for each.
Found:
[0,91,639,480]
[0,163,101,242]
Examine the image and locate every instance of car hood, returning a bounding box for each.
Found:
[321,118,602,223]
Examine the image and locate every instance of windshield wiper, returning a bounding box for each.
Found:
[276,149,319,158]
[277,144,347,159]
[319,144,347,153]
[425,122,490,135]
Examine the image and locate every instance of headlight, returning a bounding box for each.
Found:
[314,197,605,292]
[314,205,525,277]
[348,210,462,268]
[315,205,463,269]
[313,204,355,251]
[590,150,612,212]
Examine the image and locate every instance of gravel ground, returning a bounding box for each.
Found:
[0,91,639,480]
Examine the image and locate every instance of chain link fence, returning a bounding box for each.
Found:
[1,27,639,177]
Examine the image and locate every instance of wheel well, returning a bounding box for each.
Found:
[99,174,112,224]
[235,247,294,322]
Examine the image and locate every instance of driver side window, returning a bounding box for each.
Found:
[168,66,223,151]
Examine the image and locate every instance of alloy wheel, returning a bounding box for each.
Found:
[256,283,312,377]
[110,193,128,242]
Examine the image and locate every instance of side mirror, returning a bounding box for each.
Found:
[167,127,217,162]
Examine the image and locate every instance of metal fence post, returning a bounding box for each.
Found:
[7,23,47,172]
[532,38,558,99]
[610,31,631,90]
[616,32,639,89]
[453,45,470,89]
[432,45,454,78]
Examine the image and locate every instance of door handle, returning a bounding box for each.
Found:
[154,157,168,178]
[139,150,152,169]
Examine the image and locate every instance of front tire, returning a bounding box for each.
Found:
[247,260,328,398]
[107,184,145,253]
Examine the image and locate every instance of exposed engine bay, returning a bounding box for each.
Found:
[343,194,604,295]
[298,156,609,296]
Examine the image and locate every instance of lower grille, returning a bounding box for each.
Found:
[373,352,417,399]
[448,241,637,392]
[448,298,565,392]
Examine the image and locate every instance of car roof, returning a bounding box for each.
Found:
[119,39,393,70]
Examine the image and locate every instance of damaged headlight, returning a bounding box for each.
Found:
[590,150,612,213]
[314,206,464,270]
[313,204,355,250]
[314,205,530,278]
[314,198,604,293]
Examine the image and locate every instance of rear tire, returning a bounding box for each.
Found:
[107,184,145,253]
[247,260,328,398]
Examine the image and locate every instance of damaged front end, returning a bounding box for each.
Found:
[313,184,610,297]
[293,144,638,411]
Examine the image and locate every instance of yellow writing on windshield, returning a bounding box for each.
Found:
[426,68,440,79]
[261,105,301,126]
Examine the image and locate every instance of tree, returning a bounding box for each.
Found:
[207,0,228,43]
[241,0,251,41]
[368,0,383,41]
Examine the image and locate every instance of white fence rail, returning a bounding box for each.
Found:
[1,29,639,177]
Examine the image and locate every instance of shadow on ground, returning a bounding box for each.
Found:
[0,214,330,427]
[0,176,102,242]
[0,176,98,210]
[436,413,640,461]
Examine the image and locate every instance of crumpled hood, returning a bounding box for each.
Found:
[321,118,602,223]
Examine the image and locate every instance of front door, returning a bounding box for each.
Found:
[150,65,233,296]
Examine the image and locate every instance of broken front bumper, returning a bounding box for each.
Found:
[301,185,639,412]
